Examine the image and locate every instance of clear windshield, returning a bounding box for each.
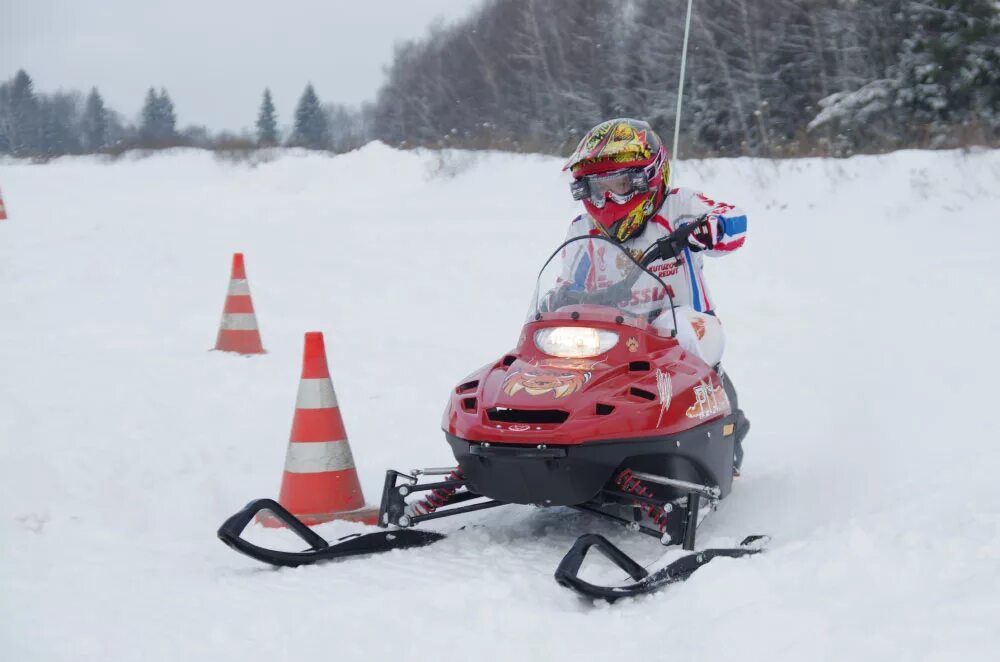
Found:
[528,235,676,325]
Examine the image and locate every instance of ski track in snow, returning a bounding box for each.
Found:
[1,145,999,661]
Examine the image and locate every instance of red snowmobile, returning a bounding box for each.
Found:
[218,222,765,601]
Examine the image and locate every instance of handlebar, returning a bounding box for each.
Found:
[639,217,707,267]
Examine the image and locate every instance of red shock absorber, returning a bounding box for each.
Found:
[406,469,466,517]
[615,469,670,531]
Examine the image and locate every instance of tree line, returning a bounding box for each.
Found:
[2,0,998,160]
[370,0,1000,157]
[0,71,361,158]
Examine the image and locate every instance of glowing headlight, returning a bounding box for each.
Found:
[534,327,619,358]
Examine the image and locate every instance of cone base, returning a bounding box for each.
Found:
[256,504,380,529]
[213,347,267,356]
[213,329,265,355]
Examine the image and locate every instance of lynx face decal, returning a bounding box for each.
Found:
[502,359,598,399]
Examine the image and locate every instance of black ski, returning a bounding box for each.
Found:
[217,498,444,568]
[554,533,768,602]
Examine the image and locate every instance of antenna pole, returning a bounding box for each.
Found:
[672,0,695,163]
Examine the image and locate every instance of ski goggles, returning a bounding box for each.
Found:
[570,146,666,208]
[570,164,657,208]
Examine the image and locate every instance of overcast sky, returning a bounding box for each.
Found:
[1,0,481,131]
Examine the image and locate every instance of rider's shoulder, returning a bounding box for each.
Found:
[565,213,593,239]
[668,186,702,201]
[646,213,673,234]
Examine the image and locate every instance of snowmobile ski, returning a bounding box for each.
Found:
[554,533,769,602]
[217,498,444,567]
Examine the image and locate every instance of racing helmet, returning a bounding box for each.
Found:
[564,118,670,242]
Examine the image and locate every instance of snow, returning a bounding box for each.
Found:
[2,144,1000,660]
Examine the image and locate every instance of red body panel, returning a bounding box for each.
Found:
[443,306,731,445]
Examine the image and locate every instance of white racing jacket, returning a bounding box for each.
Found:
[564,187,748,314]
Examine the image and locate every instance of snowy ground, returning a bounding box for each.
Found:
[2,145,999,661]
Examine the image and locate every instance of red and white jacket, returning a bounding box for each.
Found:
[565,188,748,313]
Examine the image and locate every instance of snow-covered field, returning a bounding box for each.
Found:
[2,145,999,661]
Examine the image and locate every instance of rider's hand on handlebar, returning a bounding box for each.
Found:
[647,215,717,264]
[686,215,718,253]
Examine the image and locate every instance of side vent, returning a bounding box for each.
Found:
[629,387,656,401]
[629,361,651,372]
[501,355,517,367]
[462,397,477,411]
[487,408,569,424]
[595,403,615,416]
[456,380,479,394]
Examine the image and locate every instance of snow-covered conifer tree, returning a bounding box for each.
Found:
[289,84,329,149]
[81,88,109,151]
[139,88,178,146]
[256,89,278,147]
[6,70,43,156]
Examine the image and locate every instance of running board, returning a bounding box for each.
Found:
[217,498,444,567]
[554,533,769,602]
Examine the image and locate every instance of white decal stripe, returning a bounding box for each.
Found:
[296,378,338,409]
[227,279,251,295]
[220,313,259,330]
[284,441,355,474]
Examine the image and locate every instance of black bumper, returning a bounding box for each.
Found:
[445,417,736,507]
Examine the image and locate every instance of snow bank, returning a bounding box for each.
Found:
[1,145,999,661]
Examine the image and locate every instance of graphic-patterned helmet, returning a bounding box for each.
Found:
[564,118,670,242]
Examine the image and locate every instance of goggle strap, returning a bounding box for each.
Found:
[570,178,590,201]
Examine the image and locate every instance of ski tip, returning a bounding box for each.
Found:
[739,534,770,552]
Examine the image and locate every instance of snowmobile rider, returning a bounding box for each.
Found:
[562,117,749,473]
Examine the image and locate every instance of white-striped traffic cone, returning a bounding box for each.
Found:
[214,253,264,354]
[262,332,378,527]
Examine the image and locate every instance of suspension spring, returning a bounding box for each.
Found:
[405,469,466,517]
[615,468,670,532]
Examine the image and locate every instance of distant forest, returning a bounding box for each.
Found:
[2,0,998,160]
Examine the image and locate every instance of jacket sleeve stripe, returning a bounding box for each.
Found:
[682,246,704,312]
[714,237,746,252]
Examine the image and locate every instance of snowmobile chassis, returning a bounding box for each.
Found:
[218,466,765,602]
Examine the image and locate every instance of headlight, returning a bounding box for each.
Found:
[534,327,619,358]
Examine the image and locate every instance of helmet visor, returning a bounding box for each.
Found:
[570,168,649,208]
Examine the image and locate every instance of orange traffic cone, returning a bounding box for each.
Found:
[214,253,264,354]
[0,186,8,221]
[262,332,379,527]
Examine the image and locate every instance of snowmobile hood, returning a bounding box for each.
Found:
[442,315,731,445]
